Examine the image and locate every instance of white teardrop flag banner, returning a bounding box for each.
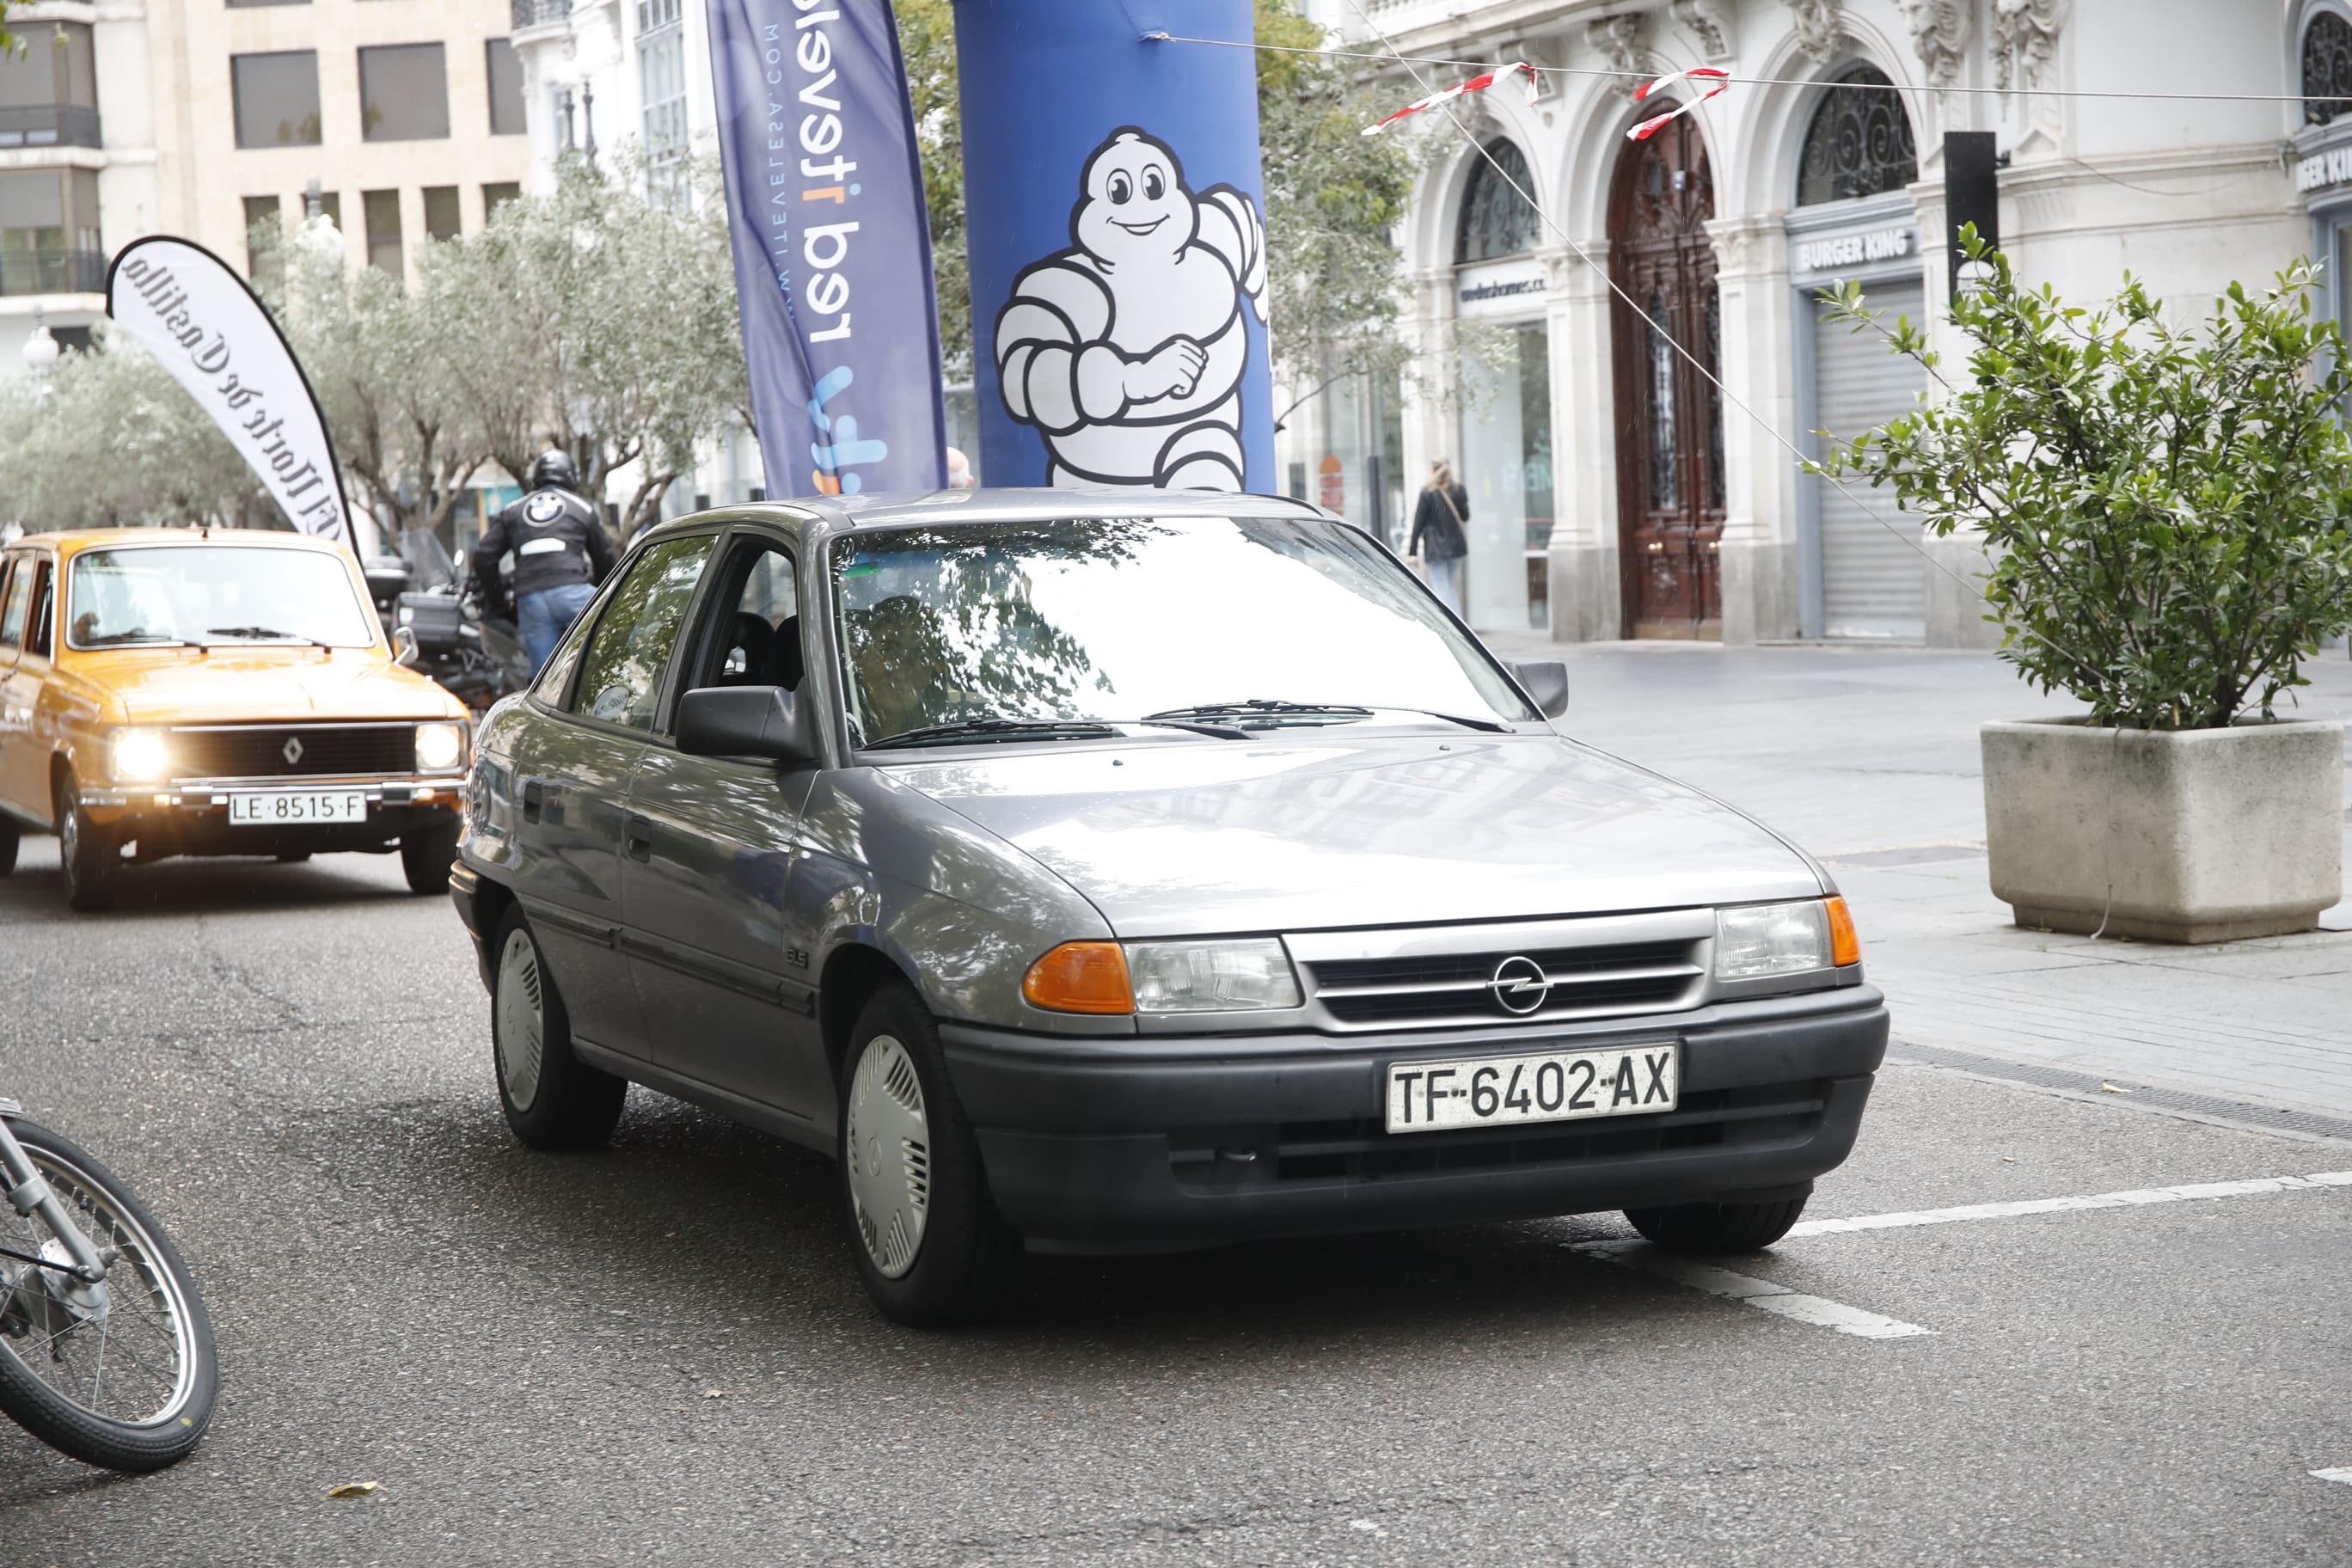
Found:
[105,236,356,551]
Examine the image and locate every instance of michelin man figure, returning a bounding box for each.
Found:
[995,128,1268,490]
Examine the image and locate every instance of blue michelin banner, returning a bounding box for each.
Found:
[705,0,946,496]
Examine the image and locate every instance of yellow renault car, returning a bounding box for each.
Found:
[0,527,470,910]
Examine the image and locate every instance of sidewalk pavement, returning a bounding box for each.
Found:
[1484,632,2352,1121]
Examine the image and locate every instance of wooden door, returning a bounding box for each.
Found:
[1608,113,1724,638]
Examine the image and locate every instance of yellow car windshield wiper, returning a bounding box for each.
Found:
[205,625,334,648]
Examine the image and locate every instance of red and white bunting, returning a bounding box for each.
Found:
[1626,66,1730,140]
[1363,61,1541,137]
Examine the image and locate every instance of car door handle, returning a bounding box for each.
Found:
[522,781,544,823]
[624,812,653,862]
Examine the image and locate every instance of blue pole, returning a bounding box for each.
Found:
[952,0,1273,493]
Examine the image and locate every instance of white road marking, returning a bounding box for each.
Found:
[1568,1239,1933,1339]
[2312,1467,2352,1487]
[1788,1171,2352,1239]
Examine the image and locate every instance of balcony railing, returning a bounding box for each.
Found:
[511,0,571,30]
[0,105,102,150]
[0,249,107,297]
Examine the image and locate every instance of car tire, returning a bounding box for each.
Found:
[490,907,626,1151]
[52,773,116,914]
[0,819,16,876]
[837,984,1020,1327]
[1623,1195,1810,1255]
[274,850,311,864]
[400,819,461,895]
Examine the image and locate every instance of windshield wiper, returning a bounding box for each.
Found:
[863,717,1122,750]
[83,631,205,651]
[205,625,334,648]
[1142,700,1509,733]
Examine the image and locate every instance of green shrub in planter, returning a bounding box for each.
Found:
[1816,230,2352,732]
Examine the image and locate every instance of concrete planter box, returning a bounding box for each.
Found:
[1981,719,2344,943]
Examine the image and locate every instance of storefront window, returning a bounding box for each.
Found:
[1458,322,1552,630]
[1797,67,1917,206]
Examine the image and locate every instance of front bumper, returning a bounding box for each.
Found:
[75,778,461,860]
[942,987,1889,1248]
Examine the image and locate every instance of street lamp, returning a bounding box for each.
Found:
[21,305,59,404]
[297,177,343,266]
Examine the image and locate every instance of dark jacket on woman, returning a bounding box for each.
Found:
[1409,484,1470,560]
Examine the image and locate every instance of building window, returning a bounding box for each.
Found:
[364,189,403,275]
[0,168,101,295]
[358,43,450,143]
[2307,12,2352,126]
[423,186,461,242]
[1796,66,1918,206]
[243,193,283,282]
[0,22,101,149]
[486,39,525,136]
[227,0,308,9]
[231,51,322,149]
[483,181,521,218]
[638,0,688,203]
[1455,140,1541,263]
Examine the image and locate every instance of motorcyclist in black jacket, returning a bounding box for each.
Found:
[473,450,617,674]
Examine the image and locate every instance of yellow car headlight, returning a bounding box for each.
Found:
[111,729,170,782]
[414,721,467,772]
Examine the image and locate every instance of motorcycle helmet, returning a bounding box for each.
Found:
[529,449,579,492]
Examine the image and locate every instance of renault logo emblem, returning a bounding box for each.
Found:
[282,736,304,766]
[1488,955,1551,1016]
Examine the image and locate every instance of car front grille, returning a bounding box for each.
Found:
[166,724,415,781]
[1167,1083,1828,1191]
[1304,938,1705,1026]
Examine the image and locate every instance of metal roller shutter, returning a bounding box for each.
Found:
[1813,279,1927,640]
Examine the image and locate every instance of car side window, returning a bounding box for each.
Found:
[24,563,52,658]
[683,540,803,695]
[0,560,28,650]
[564,534,718,732]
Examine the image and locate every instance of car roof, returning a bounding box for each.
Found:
[636,487,1332,548]
[15,527,353,561]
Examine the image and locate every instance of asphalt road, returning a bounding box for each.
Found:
[1,839,2347,1566]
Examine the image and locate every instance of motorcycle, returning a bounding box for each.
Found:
[371,529,532,714]
[0,1098,217,1471]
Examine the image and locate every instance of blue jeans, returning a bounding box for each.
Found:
[1426,554,1463,615]
[518,582,598,673]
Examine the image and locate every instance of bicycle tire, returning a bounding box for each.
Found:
[0,1118,217,1471]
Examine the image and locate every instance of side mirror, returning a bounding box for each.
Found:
[677,685,816,764]
[391,625,423,669]
[1512,660,1570,720]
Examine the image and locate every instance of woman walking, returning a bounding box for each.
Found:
[1408,458,1470,614]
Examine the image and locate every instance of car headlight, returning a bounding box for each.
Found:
[1714,897,1859,981]
[1125,939,1301,1014]
[414,721,467,772]
[111,728,170,782]
[396,604,416,626]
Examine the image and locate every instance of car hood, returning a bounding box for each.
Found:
[886,732,1825,938]
[74,648,463,724]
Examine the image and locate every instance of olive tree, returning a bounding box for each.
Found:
[1816,233,2352,731]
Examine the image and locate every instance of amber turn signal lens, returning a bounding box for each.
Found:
[1825,896,1860,968]
[1021,941,1134,1014]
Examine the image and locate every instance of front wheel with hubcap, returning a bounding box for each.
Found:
[838,985,1019,1326]
[1623,1194,1810,1255]
[52,774,116,913]
[490,908,625,1150]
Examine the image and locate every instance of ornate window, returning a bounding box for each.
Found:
[2306,11,2352,126]
[1455,139,1542,263]
[1796,66,1918,206]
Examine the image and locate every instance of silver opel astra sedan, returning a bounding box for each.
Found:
[449,491,1888,1325]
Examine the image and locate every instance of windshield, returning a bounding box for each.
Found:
[830,516,1535,745]
[68,545,380,650]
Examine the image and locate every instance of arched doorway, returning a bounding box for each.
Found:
[1608,112,1723,638]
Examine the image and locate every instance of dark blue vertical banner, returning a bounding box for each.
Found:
[953,0,1273,493]
[706,0,946,496]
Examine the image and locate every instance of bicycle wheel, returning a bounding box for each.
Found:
[0,1118,217,1471]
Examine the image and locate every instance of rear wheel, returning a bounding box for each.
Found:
[52,773,116,914]
[0,819,17,875]
[273,850,311,865]
[1624,1195,1810,1255]
[400,818,461,895]
[0,1116,218,1471]
[491,908,625,1150]
[838,985,1020,1326]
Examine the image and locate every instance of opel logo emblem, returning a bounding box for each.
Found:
[282,736,304,766]
[1488,954,1550,1016]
